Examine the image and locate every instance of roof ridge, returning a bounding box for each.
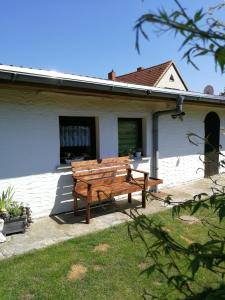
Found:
[116,60,173,79]
[153,61,174,86]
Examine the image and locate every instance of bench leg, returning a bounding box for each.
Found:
[74,195,78,216]
[128,193,132,204]
[142,190,146,208]
[86,203,91,224]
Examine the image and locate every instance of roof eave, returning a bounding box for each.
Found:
[0,68,224,106]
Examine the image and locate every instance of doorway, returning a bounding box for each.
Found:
[204,112,220,177]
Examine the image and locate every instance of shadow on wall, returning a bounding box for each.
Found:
[51,174,74,215]
[51,173,87,216]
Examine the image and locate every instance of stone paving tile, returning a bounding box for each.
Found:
[0,198,165,259]
[1,175,224,259]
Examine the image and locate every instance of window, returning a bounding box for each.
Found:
[118,118,142,156]
[169,74,175,82]
[59,116,96,163]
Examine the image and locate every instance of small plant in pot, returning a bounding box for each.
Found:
[135,148,142,159]
[0,186,14,218]
[0,186,32,236]
[127,147,135,159]
[64,152,73,164]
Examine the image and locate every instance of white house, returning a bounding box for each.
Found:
[0,63,225,218]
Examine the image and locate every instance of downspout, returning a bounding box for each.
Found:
[151,95,185,192]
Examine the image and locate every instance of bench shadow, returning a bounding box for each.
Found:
[50,198,143,225]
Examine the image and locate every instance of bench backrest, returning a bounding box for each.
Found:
[71,156,130,184]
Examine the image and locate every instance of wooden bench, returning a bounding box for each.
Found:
[71,157,163,223]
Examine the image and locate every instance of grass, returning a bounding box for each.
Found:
[0,207,224,300]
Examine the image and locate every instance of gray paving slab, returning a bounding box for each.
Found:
[162,174,225,203]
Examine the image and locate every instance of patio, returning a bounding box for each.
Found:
[0,175,224,259]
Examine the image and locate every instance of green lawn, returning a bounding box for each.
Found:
[0,208,224,300]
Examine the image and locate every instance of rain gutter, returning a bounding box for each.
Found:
[0,67,224,105]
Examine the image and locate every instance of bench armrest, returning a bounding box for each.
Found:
[77,178,92,186]
[127,168,149,190]
[128,168,149,176]
[73,176,93,203]
[73,176,92,186]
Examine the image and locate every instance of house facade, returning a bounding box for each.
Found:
[0,64,225,218]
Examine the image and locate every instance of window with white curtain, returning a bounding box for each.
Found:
[59,116,96,163]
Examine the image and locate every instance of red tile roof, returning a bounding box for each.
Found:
[115,60,188,90]
[116,61,173,86]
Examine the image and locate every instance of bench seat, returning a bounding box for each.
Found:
[74,177,163,201]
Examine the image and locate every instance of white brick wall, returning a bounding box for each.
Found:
[0,172,68,218]
[157,106,225,186]
[0,88,225,217]
[159,155,204,187]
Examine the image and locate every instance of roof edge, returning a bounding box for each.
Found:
[153,60,173,86]
[0,64,223,105]
[169,62,188,91]
[115,60,173,79]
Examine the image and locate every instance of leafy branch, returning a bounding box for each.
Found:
[135,0,225,72]
[127,131,225,298]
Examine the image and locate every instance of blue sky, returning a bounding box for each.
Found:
[0,0,224,93]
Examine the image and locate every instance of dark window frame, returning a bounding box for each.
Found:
[118,118,142,156]
[59,116,96,163]
[169,74,175,82]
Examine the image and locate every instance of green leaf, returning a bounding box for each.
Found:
[218,205,225,222]
[171,10,182,20]
[190,258,200,276]
[194,8,204,22]
[195,49,209,57]
[209,43,215,51]
[215,47,225,72]
[191,201,202,215]
[181,33,194,48]
[144,264,156,275]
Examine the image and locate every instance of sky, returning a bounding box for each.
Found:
[0,0,224,94]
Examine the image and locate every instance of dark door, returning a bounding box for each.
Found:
[204,112,220,177]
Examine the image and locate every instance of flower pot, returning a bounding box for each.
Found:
[135,151,142,158]
[2,215,27,235]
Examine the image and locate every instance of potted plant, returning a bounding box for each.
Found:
[65,152,73,164]
[0,186,32,236]
[135,148,142,158]
[127,147,135,159]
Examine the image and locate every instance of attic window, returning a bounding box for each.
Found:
[169,74,175,82]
